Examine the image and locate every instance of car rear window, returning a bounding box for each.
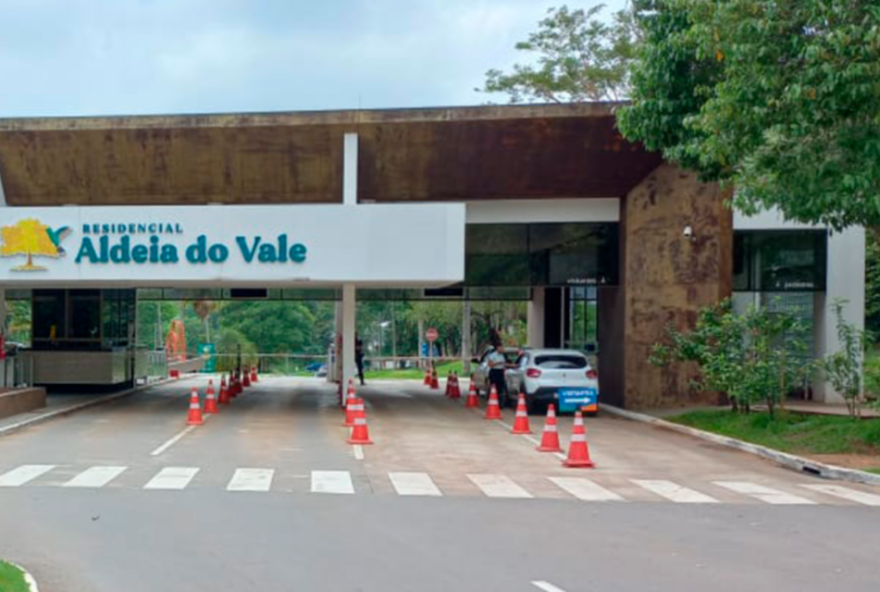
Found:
[534,355,587,369]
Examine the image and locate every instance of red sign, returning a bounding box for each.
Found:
[425,328,439,342]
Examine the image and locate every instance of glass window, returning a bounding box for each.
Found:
[69,290,101,340]
[733,230,827,292]
[32,290,66,341]
[466,225,530,286]
[534,354,588,369]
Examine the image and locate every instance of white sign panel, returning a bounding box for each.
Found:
[0,204,466,287]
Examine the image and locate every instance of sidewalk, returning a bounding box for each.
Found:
[0,392,118,433]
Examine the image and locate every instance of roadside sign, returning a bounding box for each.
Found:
[558,387,598,413]
[425,328,439,342]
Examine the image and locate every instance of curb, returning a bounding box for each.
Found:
[603,404,880,488]
[7,561,39,592]
[0,376,189,439]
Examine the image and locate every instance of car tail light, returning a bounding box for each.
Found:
[526,368,542,379]
[586,369,598,380]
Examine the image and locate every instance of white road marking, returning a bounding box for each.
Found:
[0,465,56,487]
[389,472,443,496]
[226,468,275,492]
[63,466,127,488]
[632,479,719,504]
[714,481,816,505]
[352,445,364,460]
[143,467,200,490]
[801,484,880,506]
[150,423,202,457]
[548,477,624,501]
[311,470,355,494]
[468,474,532,498]
[532,581,568,592]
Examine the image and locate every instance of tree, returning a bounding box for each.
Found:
[865,234,880,340]
[619,0,880,230]
[0,218,60,271]
[481,4,638,103]
[820,299,868,418]
[651,298,812,415]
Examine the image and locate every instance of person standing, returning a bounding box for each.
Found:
[486,344,508,406]
[355,333,365,386]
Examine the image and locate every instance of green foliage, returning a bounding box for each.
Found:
[819,299,868,417]
[619,0,880,230]
[482,4,638,103]
[4,300,32,345]
[0,561,28,592]
[651,298,812,415]
[669,409,880,456]
[866,233,880,340]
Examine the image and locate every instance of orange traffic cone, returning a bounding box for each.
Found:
[465,378,479,408]
[563,411,595,468]
[219,376,231,405]
[251,366,258,383]
[444,372,452,397]
[451,373,461,399]
[511,392,532,434]
[430,369,439,390]
[242,371,251,388]
[344,397,363,427]
[424,367,432,386]
[204,380,219,414]
[186,387,204,426]
[347,415,373,445]
[536,404,562,452]
[484,385,502,420]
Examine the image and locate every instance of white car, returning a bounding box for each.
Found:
[504,348,599,415]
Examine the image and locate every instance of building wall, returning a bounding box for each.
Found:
[620,164,733,409]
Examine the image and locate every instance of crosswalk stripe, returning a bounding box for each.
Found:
[143,467,200,490]
[0,465,56,487]
[311,470,354,494]
[801,484,880,506]
[548,477,624,501]
[468,474,532,499]
[714,481,816,505]
[63,466,127,488]
[388,472,443,496]
[632,479,718,503]
[226,468,275,492]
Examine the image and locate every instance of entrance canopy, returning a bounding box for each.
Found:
[0,203,465,287]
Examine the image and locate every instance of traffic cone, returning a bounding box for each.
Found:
[251,366,258,383]
[424,367,432,386]
[484,385,502,420]
[347,379,357,402]
[511,392,532,434]
[430,369,439,390]
[344,397,363,427]
[186,387,204,426]
[536,404,562,452]
[219,376,231,405]
[444,372,452,397]
[347,415,373,445]
[563,411,595,468]
[204,380,219,414]
[451,373,461,399]
[242,371,251,388]
[465,378,479,408]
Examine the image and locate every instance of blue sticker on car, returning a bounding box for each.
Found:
[558,387,598,412]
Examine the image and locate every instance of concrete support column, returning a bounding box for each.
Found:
[343,133,358,206]
[527,287,546,348]
[813,227,866,403]
[341,284,357,389]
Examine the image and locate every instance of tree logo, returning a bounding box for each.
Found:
[0,218,71,271]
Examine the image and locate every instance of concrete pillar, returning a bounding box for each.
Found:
[813,226,866,403]
[343,133,358,206]
[527,287,546,348]
[341,284,357,388]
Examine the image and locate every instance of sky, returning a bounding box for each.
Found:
[0,0,626,117]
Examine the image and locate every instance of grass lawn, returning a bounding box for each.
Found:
[0,561,29,592]
[668,409,880,457]
[365,360,465,380]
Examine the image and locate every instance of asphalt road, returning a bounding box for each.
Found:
[0,377,878,591]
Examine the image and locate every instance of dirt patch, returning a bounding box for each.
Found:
[808,453,880,471]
